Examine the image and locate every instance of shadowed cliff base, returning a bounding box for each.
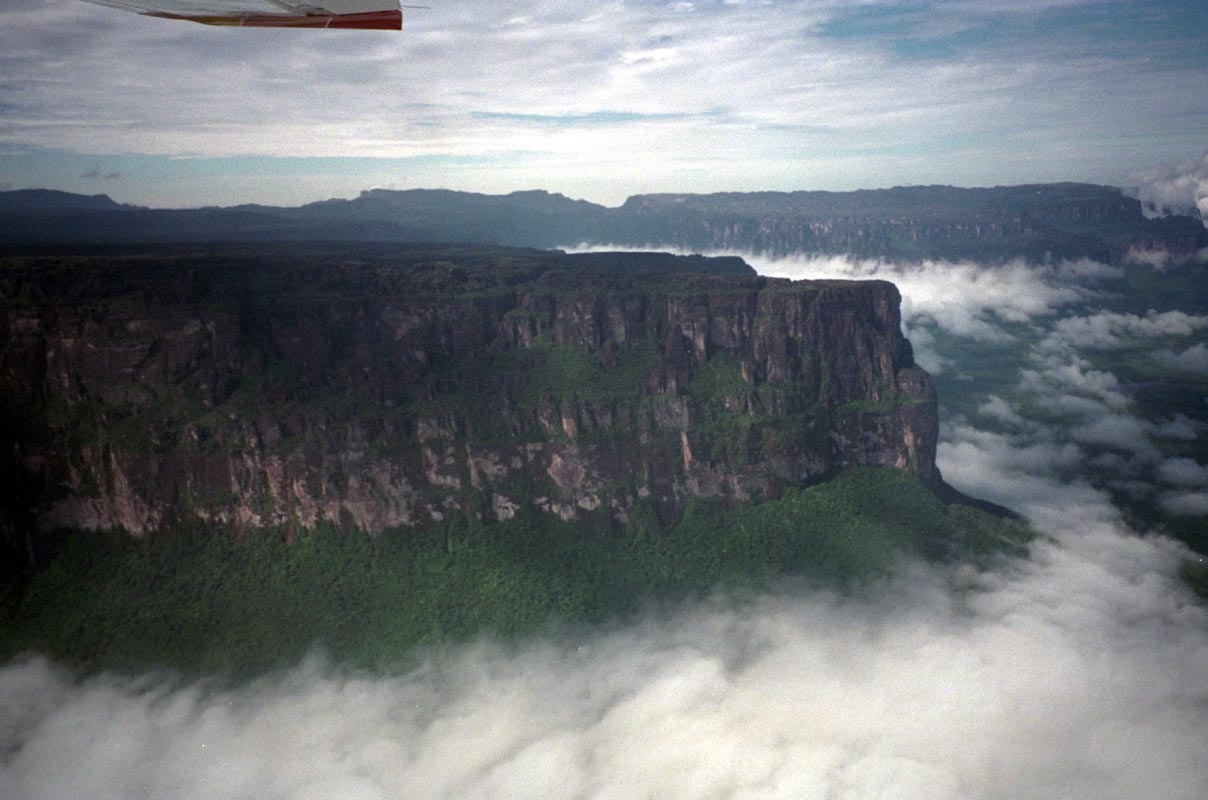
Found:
[0,467,1030,678]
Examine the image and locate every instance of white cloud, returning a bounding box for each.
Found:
[1007,308,1208,492]
[1049,310,1208,350]
[1158,458,1208,488]
[976,395,1032,430]
[1131,150,1208,222]
[747,254,1097,339]
[937,421,1101,527]
[1018,358,1131,413]
[1155,343,1208,377]
[1070,414,1161,462]
[1158,491,1208,517]
[1053,258,1125,282]
[902,322,950,374]
[996,313,1208,499]
[1153,414,1203,442]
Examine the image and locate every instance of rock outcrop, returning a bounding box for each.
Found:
[0,244,938,539]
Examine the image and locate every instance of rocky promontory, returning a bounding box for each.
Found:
[1,243,938,551]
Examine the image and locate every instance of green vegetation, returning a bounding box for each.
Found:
[833,395,927,416]
[686,350,746,405]
[0,468,1029,679]
[523,340,658,406]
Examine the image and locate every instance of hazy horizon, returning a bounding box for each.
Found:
[5,172,1208,225]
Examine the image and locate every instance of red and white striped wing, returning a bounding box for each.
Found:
[81,0,403,30]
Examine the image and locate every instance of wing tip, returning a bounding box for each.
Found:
[151,9,403,30]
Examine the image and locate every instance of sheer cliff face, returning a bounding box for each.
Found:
[608,185,1208,263]
[0,248,937,536]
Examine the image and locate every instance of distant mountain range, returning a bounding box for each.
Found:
[2,183,1205,264]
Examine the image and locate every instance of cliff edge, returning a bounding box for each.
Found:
[1,243,940,544]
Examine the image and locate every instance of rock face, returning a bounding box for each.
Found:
[0,244,938,539]
[608,184,1208,263]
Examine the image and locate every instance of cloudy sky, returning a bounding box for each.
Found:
[2,0,1207,207]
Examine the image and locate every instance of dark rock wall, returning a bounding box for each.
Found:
[1,251,938,538]
[608,186,1208,262]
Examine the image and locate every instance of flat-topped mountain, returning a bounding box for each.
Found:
[0,242,1034,674]
[3,183,1204,264]
[1,243,936,541]
[0,189,135,212]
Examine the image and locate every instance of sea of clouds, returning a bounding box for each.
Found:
[3,252,1208,799]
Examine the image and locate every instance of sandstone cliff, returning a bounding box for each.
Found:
[610,184,1208,263]
[0,244,938,543]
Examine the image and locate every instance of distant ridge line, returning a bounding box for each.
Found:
[2,183,1204,264]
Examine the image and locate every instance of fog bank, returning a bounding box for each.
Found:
[3,518,1206,800]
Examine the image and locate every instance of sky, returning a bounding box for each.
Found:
[1,0,1207,207]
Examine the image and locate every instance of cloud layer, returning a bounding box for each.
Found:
[3,527,1207,800]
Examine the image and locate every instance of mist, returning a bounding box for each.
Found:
[4,252,1208,799]
[3,517,1206,800]
[1132,150,1208,222]
[4,514,1207,799]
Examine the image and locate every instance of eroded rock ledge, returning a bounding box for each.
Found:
[0,244,939,538]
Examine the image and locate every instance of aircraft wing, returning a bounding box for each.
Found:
[81,0,403,29]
